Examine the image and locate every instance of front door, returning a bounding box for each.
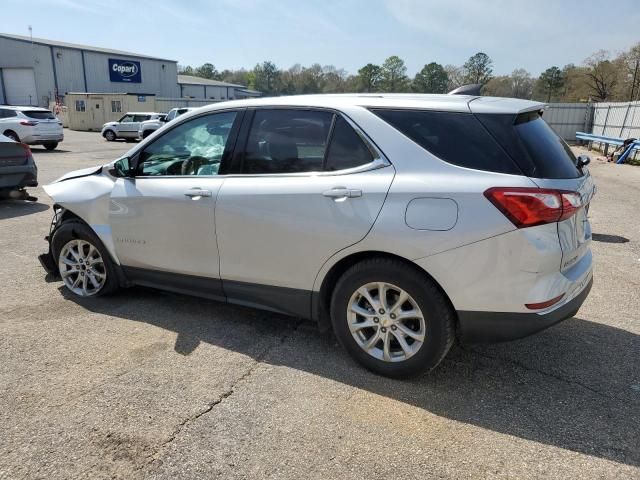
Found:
[215,109,395,316]
[91,97,105,130]
[109,110,242,297]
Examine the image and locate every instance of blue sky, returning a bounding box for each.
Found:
[4,0,640,76]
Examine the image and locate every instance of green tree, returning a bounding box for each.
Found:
[357,63,383,92]
[537,66,565,102]
[412,62,449,93]
[463,52,493,85]
[380,56,410,92]
[194,63,219,80]
[252,61,281,95]
[444,64,463,91]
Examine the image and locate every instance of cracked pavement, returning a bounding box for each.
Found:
[0,133,638,479]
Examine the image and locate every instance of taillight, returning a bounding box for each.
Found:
[19,120,38,126]
[18,143,32,161]
[484,187,582,228]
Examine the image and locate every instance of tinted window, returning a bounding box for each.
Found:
[139,111,237,176]
[243,109,333,174]
[477,112,581,179]
[22,110,56,120]
[325,117,374,171]
[134,115,151,122]
[372,109,520,175]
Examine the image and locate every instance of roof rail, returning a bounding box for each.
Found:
[448,84,482,96]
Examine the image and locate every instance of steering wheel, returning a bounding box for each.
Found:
[181,156,209,176]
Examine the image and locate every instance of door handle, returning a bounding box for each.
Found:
[322,187,362,199]
[184,188,212,198]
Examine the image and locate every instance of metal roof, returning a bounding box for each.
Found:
[178,75,244,88]
[0,33,177,62]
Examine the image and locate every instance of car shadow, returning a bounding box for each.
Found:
[30,148,71,154]
[63,286,639,467]
[592,233,630,244]
[0,200,49,219]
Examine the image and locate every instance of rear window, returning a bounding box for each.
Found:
[372,109,521,175]
[476,112,581,179]
[22,110,55,120]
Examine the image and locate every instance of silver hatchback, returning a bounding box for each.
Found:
[39,94,595,377]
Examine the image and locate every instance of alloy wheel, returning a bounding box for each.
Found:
[58,239,107,296]
[347,282,426,362]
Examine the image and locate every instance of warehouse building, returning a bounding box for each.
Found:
[0,33,260,112]
[0,33,181,106]
[178,75,261,101]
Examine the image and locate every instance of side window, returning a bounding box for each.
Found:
[133,115,150,122]
[242,109,333,174]
[119,115,133,123]
[371,109,520,175]
[0,109,6,119]
[138,111,237,177]
[325,116,375,171]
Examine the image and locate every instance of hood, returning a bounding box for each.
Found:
[49,165,103,184]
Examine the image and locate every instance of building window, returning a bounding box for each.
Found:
[75,100,86,112]
[111,100,122,113]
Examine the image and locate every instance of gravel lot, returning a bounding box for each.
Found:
[0,131,638,479]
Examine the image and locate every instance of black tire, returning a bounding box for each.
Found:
[103,130,116,142]
[142,130,153,139]
[330,258,455,378]
[4,130,19,142]
[51,220,120,297]
[44,142,58,151]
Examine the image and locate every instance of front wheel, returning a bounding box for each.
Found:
[103,130,116,142]
[330,258,455,378]
[51,221,119,297]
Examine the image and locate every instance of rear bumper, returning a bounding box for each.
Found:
[23,134,64,144]
[0,165,38,189]
[457,276,592,343]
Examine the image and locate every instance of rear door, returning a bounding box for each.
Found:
[215,108,394,316]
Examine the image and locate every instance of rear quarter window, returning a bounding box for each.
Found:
[371,109,521,175]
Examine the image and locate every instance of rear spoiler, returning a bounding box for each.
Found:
[448,84,482,96]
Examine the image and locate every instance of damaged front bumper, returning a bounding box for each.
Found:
[38,207,63,276]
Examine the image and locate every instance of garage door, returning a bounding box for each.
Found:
[3,68,38,106]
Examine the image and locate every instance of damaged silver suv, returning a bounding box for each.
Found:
[39,93,595,377]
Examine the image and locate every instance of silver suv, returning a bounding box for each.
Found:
[0,106,64,150]
[38,94,595,377]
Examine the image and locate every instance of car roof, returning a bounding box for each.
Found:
[0,106,52,112]
[123,112,162,115]
[190,94,545,115]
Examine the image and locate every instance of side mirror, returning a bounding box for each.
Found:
[108,157,134,177]
[577,154,591,169]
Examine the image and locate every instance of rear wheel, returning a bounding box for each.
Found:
[51,221,119,297]
[330,258,455,378]
[4,130,19,142]
[103,130,116,142]
[43,142,58,151]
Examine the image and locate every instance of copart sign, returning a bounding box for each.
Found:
[108,59,142,83]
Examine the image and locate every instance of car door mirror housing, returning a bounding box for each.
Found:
[109,157,134,177]
[576,154,590,169]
